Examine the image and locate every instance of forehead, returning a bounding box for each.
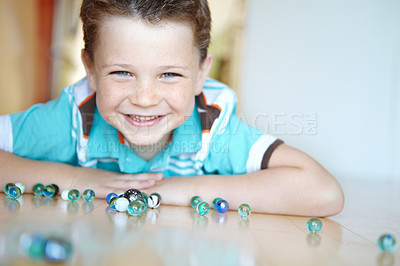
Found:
[94,15,200,63]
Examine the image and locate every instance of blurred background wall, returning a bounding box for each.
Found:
[241,0,400,181]
[0,0,53,114]
[0,0,399,181]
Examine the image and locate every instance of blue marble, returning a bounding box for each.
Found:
[43,185,57,198]
[106,193,117,204]
[8,186,22,199]
[215,199,229,213]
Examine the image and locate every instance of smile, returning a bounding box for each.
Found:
[128,115,160,122]
[125,114,164,127]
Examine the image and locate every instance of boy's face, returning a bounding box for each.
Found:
[82,16,212,147]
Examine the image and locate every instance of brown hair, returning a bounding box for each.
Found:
[80,0,211,63]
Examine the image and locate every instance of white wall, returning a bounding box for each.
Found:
[240,0,400,180]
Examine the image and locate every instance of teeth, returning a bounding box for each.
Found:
[129,115,159,122]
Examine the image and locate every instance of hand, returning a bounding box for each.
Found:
[68,168,163,198]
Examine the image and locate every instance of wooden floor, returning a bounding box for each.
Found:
[0,178,399,266]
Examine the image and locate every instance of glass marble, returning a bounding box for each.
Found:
[61,190,70,201]
[127,200,145,216]
[216,199,229,213]
[142,192,148,205]
[109,196,118,210]
[27,234,47,259]
[3,183,15,196]
[307,217,322,233]
[68,189,81,202]
[136,198,147,210]
[115,197,130,212]
[212,197,222,210]
[44,237,73,262]
[238,203,251,217]
[148,193,161,208]
[43,185,56,198]
[378,234,397,253]
[82,189,95,202]
[8,186,21,199]
[124,189,143,202]
[51,184,60,196]
[196,201,210,215]
[190,196,202,208]
[33,183,45,196]
[15,182,25,194]
[106,192,117,204]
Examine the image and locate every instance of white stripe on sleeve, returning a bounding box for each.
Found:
[0,115,13,153]
[246,134,276,173]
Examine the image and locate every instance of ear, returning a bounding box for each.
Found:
[81,49,97,92]
[194,54,213,96]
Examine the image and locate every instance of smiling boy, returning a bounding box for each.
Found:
[0,0,344,216]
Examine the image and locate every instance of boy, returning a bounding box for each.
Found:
[0,0,344,216]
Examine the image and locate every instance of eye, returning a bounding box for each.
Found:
[111,71,131,77]
[161,72,181,78]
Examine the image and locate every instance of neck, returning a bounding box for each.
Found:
[129,133,171,161]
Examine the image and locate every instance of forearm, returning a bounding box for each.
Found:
[0,149,77,193]
[146,167,343,217]
[145,144,344,217]
[0,150,161,198]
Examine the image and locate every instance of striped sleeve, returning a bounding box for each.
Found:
[0,114,13,153]
[203,114,283,175]
[247,136,283,172]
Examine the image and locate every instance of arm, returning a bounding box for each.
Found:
[0,149,162,198]
[143,144,344,217]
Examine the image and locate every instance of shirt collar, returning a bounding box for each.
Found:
[86,105,202,172]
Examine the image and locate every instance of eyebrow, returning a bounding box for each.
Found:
[102,63,190,71]
[159,65,190,71]
[101,63,134,69]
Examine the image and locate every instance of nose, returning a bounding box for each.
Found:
[129,79,161,107]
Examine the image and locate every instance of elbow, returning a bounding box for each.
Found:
[316,181,345,217]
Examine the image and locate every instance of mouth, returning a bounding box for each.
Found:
[125,114,164,127]
[128,115,160,122]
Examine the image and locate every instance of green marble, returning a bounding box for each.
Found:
[190,196,202,208]
[238,203,251,217]
[68,189,81,202]
[82,189,95,202]
[196,201,210,215]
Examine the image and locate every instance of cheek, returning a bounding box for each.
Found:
[96,85,122,114]
[166,87,195,112]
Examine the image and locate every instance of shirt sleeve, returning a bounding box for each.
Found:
[0,90,77,164]
[203,114,283,175]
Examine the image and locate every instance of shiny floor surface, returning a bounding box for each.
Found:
[0,178,399,266]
